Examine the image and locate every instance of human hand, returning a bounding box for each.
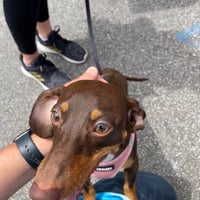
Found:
[64,66,106,87]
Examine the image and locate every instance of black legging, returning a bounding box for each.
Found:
[3,0,49,54]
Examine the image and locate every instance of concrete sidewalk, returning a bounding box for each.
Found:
[0,0,199,199]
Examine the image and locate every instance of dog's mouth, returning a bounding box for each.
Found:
[101,153,116,162]
[64,133,135,200]
[30,133,135,200]
[62,142,133,199]
[92,133,135,179]
[62,155,116,200]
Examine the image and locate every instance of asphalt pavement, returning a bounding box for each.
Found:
[0,0,199,200]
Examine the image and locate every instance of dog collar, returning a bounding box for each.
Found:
[91,133,135,179]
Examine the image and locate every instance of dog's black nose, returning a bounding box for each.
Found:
[29,182,60,200]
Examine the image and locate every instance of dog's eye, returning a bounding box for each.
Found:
[95,123,110,134]
[51,111,60,122]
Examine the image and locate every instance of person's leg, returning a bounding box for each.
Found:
[135,172,176,200]
[3,0,41,64]
[94,172,177,200]
[37,20,52,40]
[36,0,52,40]
[3,0,71,89]
[35,0,88,64]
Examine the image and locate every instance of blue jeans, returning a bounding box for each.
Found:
[94,172,177,200]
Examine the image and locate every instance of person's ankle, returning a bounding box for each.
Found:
[36,20,52,40]
[22,52,40,66]
[38,33,49,41]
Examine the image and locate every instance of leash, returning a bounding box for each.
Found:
[85,0,103,76]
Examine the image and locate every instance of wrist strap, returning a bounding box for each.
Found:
[13,129,44,169]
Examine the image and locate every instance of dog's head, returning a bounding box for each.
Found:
[29,80,145,200]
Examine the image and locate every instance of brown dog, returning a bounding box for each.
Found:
[29,68,146,200]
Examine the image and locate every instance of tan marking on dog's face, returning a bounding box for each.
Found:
[60,102,69,113]
[90,109,102,120]
[122,130,128,141]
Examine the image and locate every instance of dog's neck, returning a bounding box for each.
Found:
[91,133,135,179]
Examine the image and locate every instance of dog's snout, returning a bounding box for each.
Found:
[29,182,60,200]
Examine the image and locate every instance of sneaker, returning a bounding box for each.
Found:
[36,26,88,64]
[20,54,71,89]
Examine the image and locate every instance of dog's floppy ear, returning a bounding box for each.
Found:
[127,98,146,132]
[29,86,63,138]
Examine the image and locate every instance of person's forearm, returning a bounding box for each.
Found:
[0,134,52,200]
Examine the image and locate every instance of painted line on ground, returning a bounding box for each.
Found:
[176,22,200,49]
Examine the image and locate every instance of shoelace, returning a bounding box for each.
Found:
[35,54,57,76]
[51,26,69,44]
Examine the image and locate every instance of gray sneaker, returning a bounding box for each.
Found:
[36,26,88,64]
[20,54,71,89]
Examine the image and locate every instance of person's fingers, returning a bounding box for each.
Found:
[64,67,98,87]
[64,67,107,87]
[96,74,107,82]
